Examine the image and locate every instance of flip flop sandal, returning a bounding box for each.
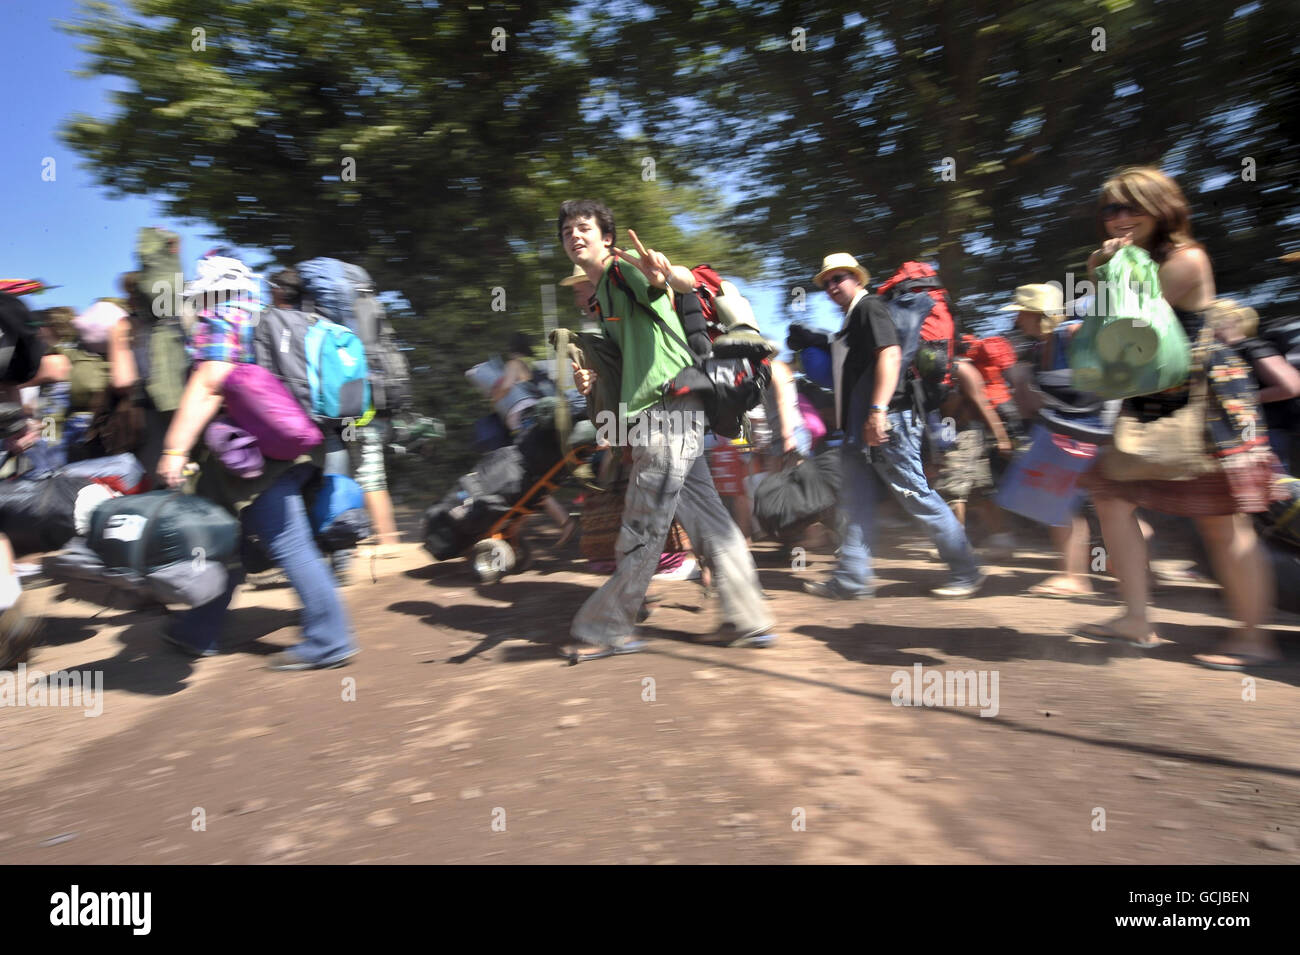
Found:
[1193,653,1281,672]
[1073,622,1163,650]
[1028,582,1094,599]
[564,638,648,663]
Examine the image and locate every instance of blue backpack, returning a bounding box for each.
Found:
[254,308,370,423]
[305,319,370,420]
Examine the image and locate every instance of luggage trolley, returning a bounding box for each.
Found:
[468,441,596,583]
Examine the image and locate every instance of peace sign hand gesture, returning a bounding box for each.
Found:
[613,229,675,289]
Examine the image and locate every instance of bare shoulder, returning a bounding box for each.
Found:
[1160,244,1212,283]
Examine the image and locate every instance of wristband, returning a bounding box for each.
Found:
[869,404,888,413]
[161,449,188,457]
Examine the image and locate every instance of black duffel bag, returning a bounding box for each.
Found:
[753,449,841,541]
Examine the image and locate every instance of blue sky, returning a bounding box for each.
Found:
[0,0,838,350]
[2,1,271,312]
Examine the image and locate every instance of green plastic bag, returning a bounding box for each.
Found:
[1069,244,1190,399]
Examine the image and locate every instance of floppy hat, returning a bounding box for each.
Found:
[559,264,590,287]
[714,280,760,332]
[711,281,777,358]
[1000,284,1064,318]
[813,253,868,289]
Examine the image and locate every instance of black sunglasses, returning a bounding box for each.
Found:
[1101,203,1144,219]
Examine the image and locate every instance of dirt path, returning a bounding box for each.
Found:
[2,523,1298,864]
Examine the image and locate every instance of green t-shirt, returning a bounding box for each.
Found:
[594,256,695,417]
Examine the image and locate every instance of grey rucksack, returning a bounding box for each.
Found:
[297,258,412,414]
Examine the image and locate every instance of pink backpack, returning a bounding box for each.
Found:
[221,362,323,460]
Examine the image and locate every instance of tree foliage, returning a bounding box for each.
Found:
[62,0,754,481]
[593,0,1300,330]
[61,0,1300,486]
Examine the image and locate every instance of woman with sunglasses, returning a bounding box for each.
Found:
[1076,166,1282,670]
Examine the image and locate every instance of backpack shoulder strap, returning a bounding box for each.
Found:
[606,263,700,370]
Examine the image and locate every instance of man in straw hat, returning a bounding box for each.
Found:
[803,253,983,600]
[556,198,779,661]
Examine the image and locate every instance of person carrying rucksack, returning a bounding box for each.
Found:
[153,250,357,670]
[802,253,982,601]
[291,260,405,553]
[557,199,778,661]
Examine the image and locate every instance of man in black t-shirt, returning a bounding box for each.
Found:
[803,253,982,600]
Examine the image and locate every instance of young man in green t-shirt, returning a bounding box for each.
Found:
[557,199,777,661]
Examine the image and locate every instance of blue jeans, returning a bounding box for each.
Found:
[833,409,979,593]
[179,464,357,664]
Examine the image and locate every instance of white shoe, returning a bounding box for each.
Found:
[654,557,698,581]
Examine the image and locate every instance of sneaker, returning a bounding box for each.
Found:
[931,571,987,599]
[803,578,872,600]
[265,648,358,671]
[729,631,778,648]
[160,628,218,658]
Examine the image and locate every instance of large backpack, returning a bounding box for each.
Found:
[688,265,727,341]
[253,307,370,424]
[297,258,410,413]
[62,345,111,411]
[134,227,183,315]
[877,262,958,412]
[604,262,770,440]
[965,335,1017,408]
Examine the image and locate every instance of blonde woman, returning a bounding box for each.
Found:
[1077,167,1282,669]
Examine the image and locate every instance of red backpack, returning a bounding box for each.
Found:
[877,262,958,407]
[964,335,1016,408]
[689,265,727,340]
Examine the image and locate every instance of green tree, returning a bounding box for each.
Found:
[594,0,1300,332]
[61,0,751,483]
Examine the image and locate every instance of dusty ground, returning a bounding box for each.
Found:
[2,509,1298,864]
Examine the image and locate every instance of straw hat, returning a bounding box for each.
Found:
[813,253,869,289]
[1000,284,1065,318]
[559,264,591,287]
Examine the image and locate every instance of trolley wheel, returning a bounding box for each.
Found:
[471,538,514,584]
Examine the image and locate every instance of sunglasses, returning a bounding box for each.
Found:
[1101,203,1147,220]
[824,273,854,287]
